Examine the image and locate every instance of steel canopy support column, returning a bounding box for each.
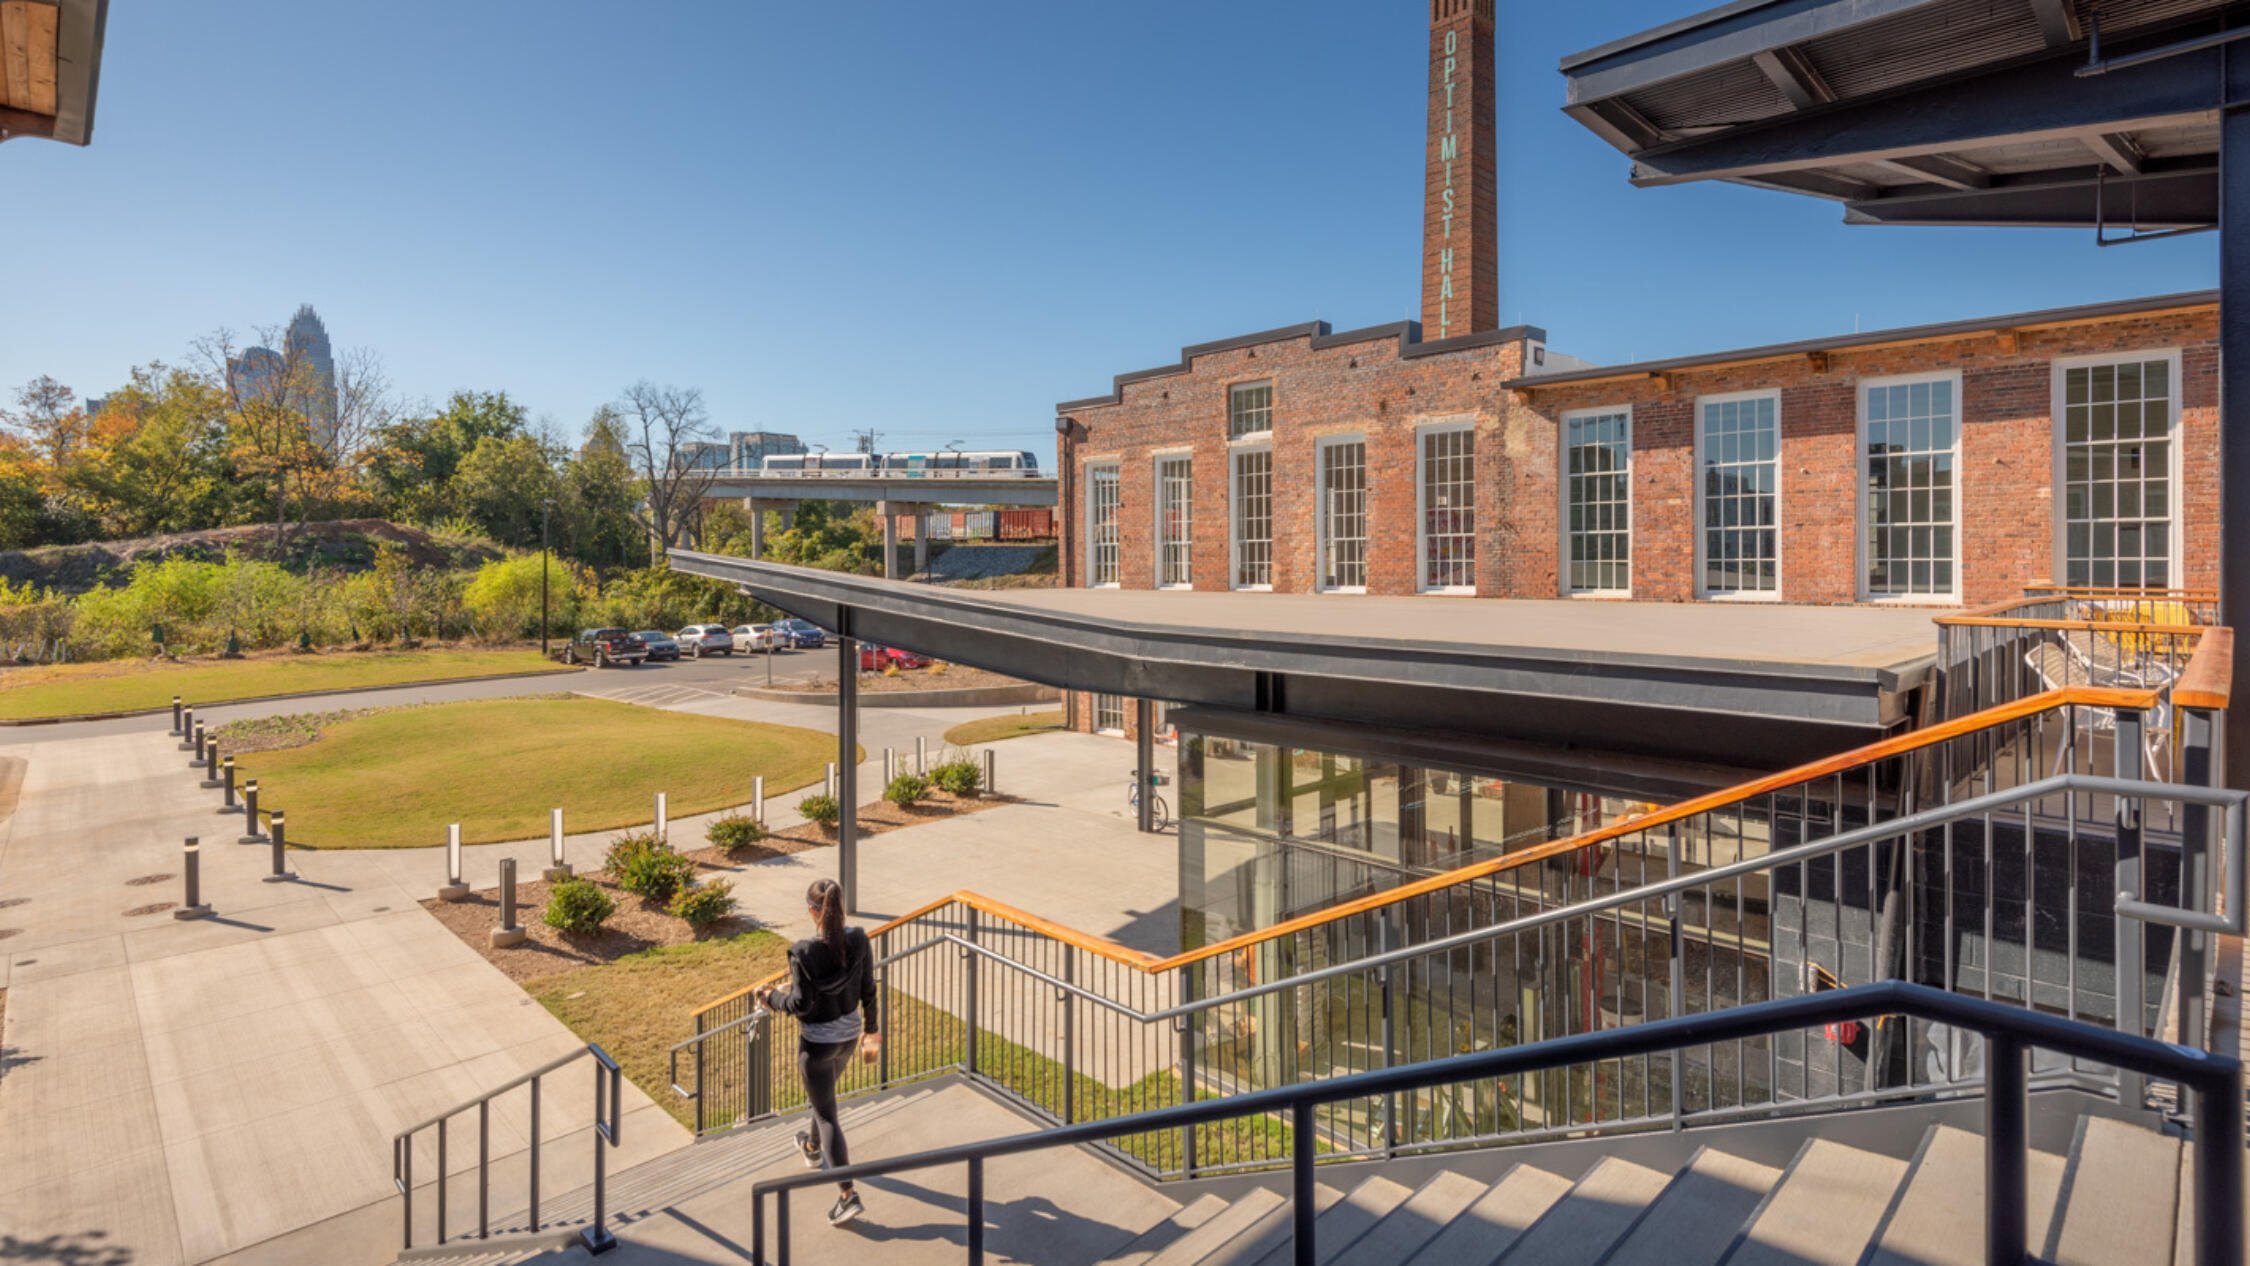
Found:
[2223,41,2250,794]
[838,633,860,910]
[1135,698,1155,833]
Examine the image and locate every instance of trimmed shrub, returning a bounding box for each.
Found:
[707,813,767,850]
[798,792,840,830]
[543,878,615,933]
[668,880,737,931]
[930,758,981,798]
[603,830,661,876]
[606,830,696,901]
[884,773,929,808]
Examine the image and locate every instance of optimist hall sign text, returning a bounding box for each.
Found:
[1433,29,1461,339]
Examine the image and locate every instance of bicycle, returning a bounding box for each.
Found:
[1128,769,1171,831]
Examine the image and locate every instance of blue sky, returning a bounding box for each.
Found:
[4,0,2215,456]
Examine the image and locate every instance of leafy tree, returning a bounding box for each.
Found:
[462,553,584,639]
[736,500,882,576]
[453,432,561,548]
[557,408,644,572]
[59,364,232,538]
[2,375,91,471]
[367,391,529,525]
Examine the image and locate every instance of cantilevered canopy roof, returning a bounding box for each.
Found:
[1559,0,2232,229]
[670,551,1938,769]
[0,0,106,147]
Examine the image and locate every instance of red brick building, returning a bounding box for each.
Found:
[1050,1,2217,737]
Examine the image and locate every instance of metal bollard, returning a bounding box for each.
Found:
[655,792,667,841]
[201,742,222,789]
[438,823,470,901]
[191,720,207,765]
[916,736,926,774]
[491,858,525,947]
[883,747,894,781]
[753,775,764,824]
[180,706,196,750]
[239,780,268,843]
[221,757,239,812]
[262,810,295,882]
[171,696,183,735]
[174,837,213,919]
[984,747,995,797]
[826,762,837,799]
[544,808,571,882]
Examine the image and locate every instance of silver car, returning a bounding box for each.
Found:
[732,623,783,654]
[676,624,735,658]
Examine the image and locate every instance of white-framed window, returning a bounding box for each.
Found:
[1317,436,1368,591]
[1230,446,1273,589]
[1228,381,1273,440]
[1093,693,1126,735]
[1154,455,1193,588]
[1859,373,1959,601]
[1695,390,1781,599]
[1417,423,1476,592]
[1085,464,1121,587]
[1562,407,1632,595]
[2055,351,2180,590]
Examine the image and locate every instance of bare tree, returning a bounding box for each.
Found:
[614,380,721,559]
[194,325,394,547]
[2,374,90,470]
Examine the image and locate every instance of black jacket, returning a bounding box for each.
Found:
[769,927,879,1035]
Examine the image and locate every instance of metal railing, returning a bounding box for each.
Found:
[745,980,2244,1266]
[711,466,1053,480]
[391,1043,624,1255]
[675,757,2240,1179]
[1936,591,2218,727]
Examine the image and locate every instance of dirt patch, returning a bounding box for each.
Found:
[124,873,173,887]
[123,902,176,918]
[0,518,502,596]
[767,664,1030,695]
[429,790,1017,985]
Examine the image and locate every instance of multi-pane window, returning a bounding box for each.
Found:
[1228,381,1273,439]
[1318,440,1367,590]
[1086,465,1120,586]
[1419,427,1475,591]
[1698,394,1780,596]
[1093,693,1125,734]
[2061,357,2174,589]
[1862,377,1957,598]
[1231,448,1273,588]
[1156,456,1193,587]
[1564,410,1631,594]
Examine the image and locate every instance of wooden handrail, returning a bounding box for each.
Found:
[2175,627,2235,711]
[2024,581,2219,600]
[696,675,2198,1016]
[1936,615,2209,635]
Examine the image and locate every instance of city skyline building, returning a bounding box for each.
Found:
[225,304,339,448]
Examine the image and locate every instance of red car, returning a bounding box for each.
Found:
[859,645,930,671]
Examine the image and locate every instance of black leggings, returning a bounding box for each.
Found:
[799,1037,858,1181]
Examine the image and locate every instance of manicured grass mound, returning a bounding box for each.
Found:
[0,649,575,721]
[236,695,839,849]
[940,709,1065,747]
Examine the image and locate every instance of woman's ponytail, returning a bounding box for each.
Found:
[807,878,847,960]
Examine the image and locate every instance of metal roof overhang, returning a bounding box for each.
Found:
[669,550,1933,769]
[1560,0,2236,230]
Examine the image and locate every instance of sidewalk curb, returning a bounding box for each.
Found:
[0,665,589,726]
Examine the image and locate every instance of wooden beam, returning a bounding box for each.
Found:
[2028,0,2082,48]
[0,1,57,117]
[0,99,55,140]
[1751,44,1837,111]
[2077,129,2145,174]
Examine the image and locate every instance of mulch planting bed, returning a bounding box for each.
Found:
[428,788,1017,986]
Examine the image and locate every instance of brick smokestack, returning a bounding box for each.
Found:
[1422,0,1498,341]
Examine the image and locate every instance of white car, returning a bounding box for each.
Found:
[676,624,735,658]
[731,623,783,654]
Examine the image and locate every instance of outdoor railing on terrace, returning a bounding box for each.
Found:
[1936,587,2222,740]
[673,629,2236,1179]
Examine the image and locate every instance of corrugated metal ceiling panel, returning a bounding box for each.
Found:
[1627,57,1793,132]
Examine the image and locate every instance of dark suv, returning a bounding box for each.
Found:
[563,628,647,667]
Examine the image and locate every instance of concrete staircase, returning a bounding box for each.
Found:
[386,1082,2227,1266]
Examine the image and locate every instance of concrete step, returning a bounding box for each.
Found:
[1099,1193,1235,1266]
[1495,1157,1670,1266]
[1330,1171,1491,1266]
[1198,1184,1341,1266]
[1401,1163,1573,1266]
[1722,1138,1909,1266]
[1244,1176,1412,1266]
[2049,1114,2182,1266]
[1864,1125,2066,1266]
[1117,1189,1287,1266]
[1598,1147,1780,1266]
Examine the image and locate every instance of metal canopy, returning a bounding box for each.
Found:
[668,550,1934,769]
[1560,0,2235,230]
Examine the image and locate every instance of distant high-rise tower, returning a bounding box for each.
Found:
[285,305,339,446]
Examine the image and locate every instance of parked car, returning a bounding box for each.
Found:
[732,623,783,654]
[775,618,827,649]
[563,628,647,668]
[858,644,930,671]
[676,624,735,658]
[634,630,681,661]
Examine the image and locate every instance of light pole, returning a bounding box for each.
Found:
[539,498,555,658]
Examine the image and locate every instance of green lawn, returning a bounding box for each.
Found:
[236,695,848,849]
[0,649,576,721]
[941,709,1065,747]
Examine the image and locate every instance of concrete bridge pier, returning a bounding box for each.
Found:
[743,498,798,558]
[878,501,900,579]
[913,508,930,576]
